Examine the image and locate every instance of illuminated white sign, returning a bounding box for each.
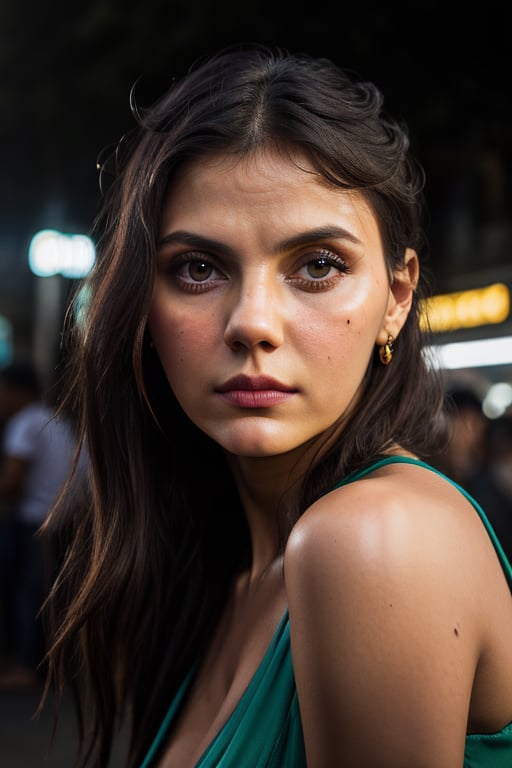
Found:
[28,229,96,278]
[427,336,512,370]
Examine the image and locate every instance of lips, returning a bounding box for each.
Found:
[216,374,295,393]
[215,374,297,408]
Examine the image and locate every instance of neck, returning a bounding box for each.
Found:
[224,444,317,576]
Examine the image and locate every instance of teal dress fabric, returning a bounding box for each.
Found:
[140,608,305,768]
[140,457,512,767]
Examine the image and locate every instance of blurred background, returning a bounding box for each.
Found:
[0,0,511,764]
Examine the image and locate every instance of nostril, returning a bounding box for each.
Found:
[224,330,282,351]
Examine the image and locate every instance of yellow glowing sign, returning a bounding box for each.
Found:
[420,283,510,333]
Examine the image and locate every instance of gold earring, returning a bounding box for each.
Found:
[379,334,394,365]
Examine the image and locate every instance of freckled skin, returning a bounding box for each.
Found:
[148,150,396,463]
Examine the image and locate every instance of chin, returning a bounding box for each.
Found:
[199,420,317,460]
[223,441,286,459]
[224,433,316,460]
[215,431,296,459]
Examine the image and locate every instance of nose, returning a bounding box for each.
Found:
[223,275,284,351]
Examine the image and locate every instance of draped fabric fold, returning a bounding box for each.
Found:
[140,610,306,768]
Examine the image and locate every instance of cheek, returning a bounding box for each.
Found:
[148,305,217,371]
[298,303,374,361]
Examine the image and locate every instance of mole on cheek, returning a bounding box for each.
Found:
[346,319,350,324]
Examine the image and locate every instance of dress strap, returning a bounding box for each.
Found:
[335,456,512,588]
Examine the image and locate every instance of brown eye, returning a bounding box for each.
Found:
[289,250,350,292]
[306,257,332,279]
[188,260,213,282]
[168,253,228,291]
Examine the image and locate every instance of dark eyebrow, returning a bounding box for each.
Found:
[158,231,237,257]
[158,225,362,254]
[273,226,362,252]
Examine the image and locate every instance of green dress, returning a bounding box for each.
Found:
[140,457,512,767]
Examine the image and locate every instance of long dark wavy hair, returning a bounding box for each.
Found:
[42,44,446,767]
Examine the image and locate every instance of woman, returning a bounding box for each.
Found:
[42,45,512,767]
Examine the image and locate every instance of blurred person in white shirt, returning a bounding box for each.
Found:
[0,360,78,690]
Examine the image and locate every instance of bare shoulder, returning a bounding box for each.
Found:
[285,459,499,595]
[283,460,512,767]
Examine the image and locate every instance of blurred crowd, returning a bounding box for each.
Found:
[0,360,85,691]
[432,385,512,562]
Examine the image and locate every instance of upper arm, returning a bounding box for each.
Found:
[284,479,478,768]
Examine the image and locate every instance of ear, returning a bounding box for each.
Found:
[376,248,419,346]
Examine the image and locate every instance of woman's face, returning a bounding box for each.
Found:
[148,150,405,459]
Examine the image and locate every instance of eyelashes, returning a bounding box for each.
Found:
[161,248,351,293]
[290,250,350,291]
[163,252,228,291]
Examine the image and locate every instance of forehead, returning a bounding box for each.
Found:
[169,149,341,196]
[161,149,381,240]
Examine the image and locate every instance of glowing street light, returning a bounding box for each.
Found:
[28,229,95,391]
[28,229,95,278]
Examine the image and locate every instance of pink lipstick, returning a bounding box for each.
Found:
[216,375,296,408]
